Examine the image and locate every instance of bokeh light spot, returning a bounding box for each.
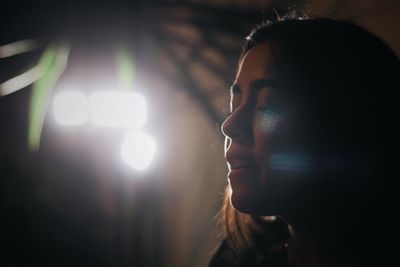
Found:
[121,130,156,170]
[53,91,88,126]
[89,91,146,128]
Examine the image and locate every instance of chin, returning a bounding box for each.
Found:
[230,186,273,216]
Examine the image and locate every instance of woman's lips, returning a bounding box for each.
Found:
[228,165,258,180]
[226,148,258,181]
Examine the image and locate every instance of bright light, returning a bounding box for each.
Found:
[53,91,88,126]
[121,130,156,170]
[89,92,146,128]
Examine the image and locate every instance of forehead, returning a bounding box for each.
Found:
[236,42,276,84]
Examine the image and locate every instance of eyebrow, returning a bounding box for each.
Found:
[230,77,279,94]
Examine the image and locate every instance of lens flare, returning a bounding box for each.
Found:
[270,152,312,172]
[89,91,146,128]
[121,130,156,170]
[255,108,280,133]
[52,91,88,126]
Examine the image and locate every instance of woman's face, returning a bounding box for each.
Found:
[221,42,278,214]
[222,43,308,215]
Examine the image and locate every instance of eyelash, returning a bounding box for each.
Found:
[225,106,274,118]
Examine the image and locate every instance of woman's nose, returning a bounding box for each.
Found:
[221,108,252,143]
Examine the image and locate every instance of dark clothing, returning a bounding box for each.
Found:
[209,238,289,267]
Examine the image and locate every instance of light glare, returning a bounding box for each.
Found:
[89,92,146,128]
[0,65,42,96]
[53,91,88,126]
[121,130,156,170]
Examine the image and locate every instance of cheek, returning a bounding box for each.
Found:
[253,112,282,158]
[254,110,280,134]
[253,125,293,182]
[253,130,271,176]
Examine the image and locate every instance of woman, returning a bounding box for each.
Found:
[210,14,399,267]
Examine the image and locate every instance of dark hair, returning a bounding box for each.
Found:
[217,14,399,267]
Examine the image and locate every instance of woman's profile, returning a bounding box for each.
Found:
[210,13,399,267]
